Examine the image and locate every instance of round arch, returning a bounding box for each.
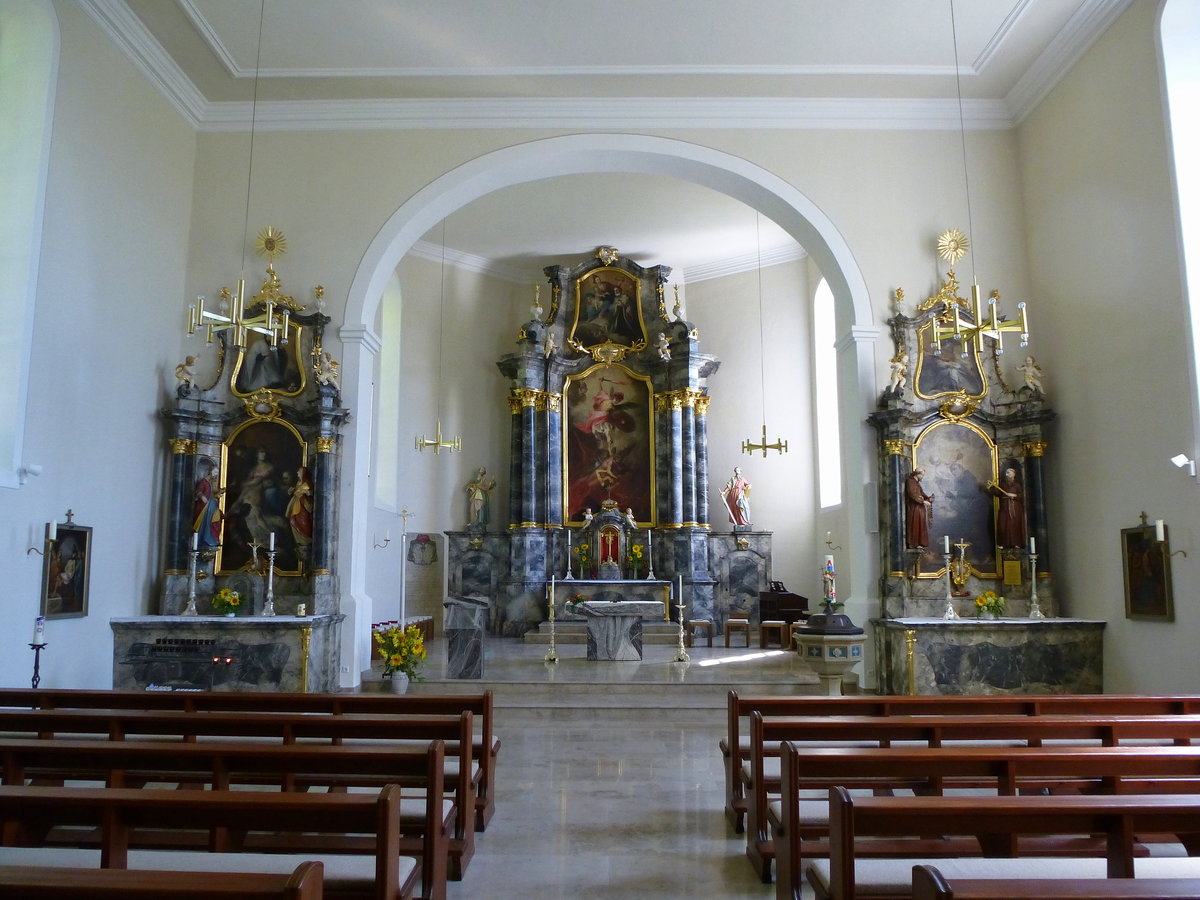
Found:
[335,133,881,686]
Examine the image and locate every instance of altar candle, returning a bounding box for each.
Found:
[550,575,555,602]
[678,574,684,606]
[943,535,950,554]
[269,532,275,551]
[192,531,199,551]
[1155,521,1165,543]
[32,616,45,645]
[48,522,57,541]
[1030,536,1037,554]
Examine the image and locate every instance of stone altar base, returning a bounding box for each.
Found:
[578,600,666,661]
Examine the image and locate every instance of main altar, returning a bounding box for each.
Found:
[112,239,348,692]
[446,248,774,637]
[866,241,1104,694]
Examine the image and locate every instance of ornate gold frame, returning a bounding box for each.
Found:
[568,266,648,352]
[230,318,307,399]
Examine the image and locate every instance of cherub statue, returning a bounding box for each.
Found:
[888,350,909,393]
[582,508,593,525]
[1016,355,1045,395]
[544,331,558,359]
[175,355,197,388]
[624,508,637,528]
[315,351,341,389]
[656,331,671,361]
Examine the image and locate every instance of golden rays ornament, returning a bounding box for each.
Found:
[936,229,969,266]
[255,226,287,262]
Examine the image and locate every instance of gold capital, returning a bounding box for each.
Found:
[170,439,197,455]
[884,439,905,456]
[1023,440,1048,458]
[315,437,335,453]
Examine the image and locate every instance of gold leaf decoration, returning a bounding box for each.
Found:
[936,229,969,265]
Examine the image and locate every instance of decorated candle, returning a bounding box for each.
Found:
[32,616,45,645]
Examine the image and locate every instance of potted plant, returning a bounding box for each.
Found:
[373,623,427,693]
[212,588,242,617]
[974,590,1005,619]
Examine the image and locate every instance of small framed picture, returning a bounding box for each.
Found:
[41,522,92,619]
[1121,523,1173,621]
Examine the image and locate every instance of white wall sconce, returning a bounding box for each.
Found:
[17,463,43,485]
[1171,453,1196,476]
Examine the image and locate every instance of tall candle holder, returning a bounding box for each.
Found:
[1027,551,1045,618]
[544,581,558,664]
[672,599,690,663]
[941,551,959,619]
[30,641,47,689]
[564,529,573,580]
[182,544,200,616]
[262,548,277,617]
[645,529,655,580]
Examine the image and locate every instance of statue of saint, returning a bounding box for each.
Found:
[985,467,1027,549]
[904,468,934,549]
[465,466,496,527]
[721,466,752,526]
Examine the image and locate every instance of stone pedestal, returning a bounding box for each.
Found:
[444,595,488,679]
[578,600,665,660]
[793,631,866,695]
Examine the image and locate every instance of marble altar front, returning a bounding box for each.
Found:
[578,600,666,660]
[873,617,1105,695]
[444,595,488,679]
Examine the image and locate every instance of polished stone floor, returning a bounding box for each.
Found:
[405,634,826,899]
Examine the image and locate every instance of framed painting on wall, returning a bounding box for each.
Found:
[563,363,655,525]
[569,267,645,349]
[41,522,92,619]
[914,320,987,400]
[1122,523,1174,621]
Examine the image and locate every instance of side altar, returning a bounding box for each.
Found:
[111,237,349,692]
[865,238,1102,694]
[447,248,773,637]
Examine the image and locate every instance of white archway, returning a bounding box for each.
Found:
[336,133,881,685]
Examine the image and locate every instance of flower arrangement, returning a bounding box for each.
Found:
[573,544,592,577]
[212,588,242,615]
[565,592,590,609]
[373,623,427,680]
[627,543,644,576]
[975,590,1005,617]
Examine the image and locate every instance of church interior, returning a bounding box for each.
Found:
[2,1,1199,897]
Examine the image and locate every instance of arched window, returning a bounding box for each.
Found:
[0,0,58,488]
[1161,0,1200,463]
[813,277,842,507]
[374,273,403,507]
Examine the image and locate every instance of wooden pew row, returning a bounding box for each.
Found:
[912,865,1200,900]
[810,789,1200,900]
[0,738,447,900]
[744,712,1200,880]
[772,742,1200,900]
[0,860,325,899]
[0,785,408,900]
[0,688,499,832]
[723,691,1200,833]
[0,707,476,880]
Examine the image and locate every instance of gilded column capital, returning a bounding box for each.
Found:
[1023,440,1048,458]
[315,437,335,453]
[170,438,197,455]
[884,439,905,456]
[694,394,710,416]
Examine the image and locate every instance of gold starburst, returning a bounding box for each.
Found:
[936,229,969,265]
[255,226,287,262]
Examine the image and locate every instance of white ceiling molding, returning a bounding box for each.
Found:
[684,244,809,284]
[972,0,1036,73]
[1006,0,1134,123]
[406,240,531,285]
[197,96,1014,133]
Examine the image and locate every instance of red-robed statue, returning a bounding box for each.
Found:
[904,467,934,549]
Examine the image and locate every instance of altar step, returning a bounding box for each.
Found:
[521,621,684,645]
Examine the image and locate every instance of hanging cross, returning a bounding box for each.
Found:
[414,420,461,454]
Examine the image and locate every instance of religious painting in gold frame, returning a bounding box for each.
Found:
[1122,523,1174,621]
[218,419,309,576]
[911,419,1000,579]
[230,318,307,398]
[569,267,646,350]
[914,320,987,400]
[563,363,655,526]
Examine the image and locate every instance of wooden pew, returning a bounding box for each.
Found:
[811,789,1200,900]
[722,691,1200,833]
[912,865,1200,900]
[0,688,499,832]
[0,860,325,899]
[0,738,447,900]
[773,742,1200,900]
[0,707,476,880]
[0,786,408,900]
[744,711,1200,881]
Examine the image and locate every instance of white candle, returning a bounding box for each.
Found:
[678,574,684,606]
[192,531,199,551]
[550,574,555,602]
[48,522,57,541]
[944,535,950,554]
[1030,536,1037,554]
[32,616,45,645]
[269,532,275,551]
[1155,521,1165,543]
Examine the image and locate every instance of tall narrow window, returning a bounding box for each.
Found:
[375,273,403,507]
[813,278,841,507]
[0,0,58,488]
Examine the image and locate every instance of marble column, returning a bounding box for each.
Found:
[680,392,698,526]
[884,439,906,575]
[311,439,336,575]
[694,395,711,526]
[667,395,684,524]
[544,393,563,526]
[166,439,196,572]
[1024,441,1049,574]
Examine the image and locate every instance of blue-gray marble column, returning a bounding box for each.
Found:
[680,394,698,526]
[311,443,335,575]
[1024,441,1049,574]
[667,396,684,525]
[694,396,710,525]
[545,394,563,526]
[885,440,906,575]
[167,442,195,572]
[507,399,522,525]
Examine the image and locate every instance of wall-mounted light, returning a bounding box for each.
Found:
[1171,453,1196,476]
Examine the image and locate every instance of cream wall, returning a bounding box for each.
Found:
[1018,0,1190,691]
[1,0,1187,692]
[0,0,196,689]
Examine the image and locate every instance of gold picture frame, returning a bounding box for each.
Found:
[1122,523,1174,621]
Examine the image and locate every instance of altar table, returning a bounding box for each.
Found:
[578,600,666,661]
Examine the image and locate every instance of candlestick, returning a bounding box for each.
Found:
[544,576,558,663]
[262,548,277,617]
[672,601,690,663]
[183,543,199,616]
[941,552,958,619]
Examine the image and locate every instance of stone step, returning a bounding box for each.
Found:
[521,621,687,645]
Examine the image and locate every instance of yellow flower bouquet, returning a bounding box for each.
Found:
[975,590,1005,617]
[627,543,644,577]
[212,588,242,615]
[373,623,427,679]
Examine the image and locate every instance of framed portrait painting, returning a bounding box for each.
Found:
[1122,524,1174,621]
[41,523,92,619]
[569,267,645,349]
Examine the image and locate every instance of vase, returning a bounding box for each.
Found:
[224,612,236,618]
[978,611,995,620]
[386,672,409,694]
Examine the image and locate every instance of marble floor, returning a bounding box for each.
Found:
[403,634,826,899]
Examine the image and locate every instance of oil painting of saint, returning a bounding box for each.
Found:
[564,365,653,524]
[570,268,644,348]
[914,322,986,399]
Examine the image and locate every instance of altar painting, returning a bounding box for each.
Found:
[570,267,644,348]
[564,364,654,525]
[912,419,998,578]
[914,321,986,400]
[219,419,308,575]
[231,319,306,397]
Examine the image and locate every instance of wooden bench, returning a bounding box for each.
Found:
[0,860,325,899]
[0,785,410,900]
[722,692,1200,834]
[0,706,477,881]
[912,865,1200,900]
[0,688,499,833]
[772,742,1200,900]
[809,788,1200,900]
[744,711,1200,880]
[0,737,448,900]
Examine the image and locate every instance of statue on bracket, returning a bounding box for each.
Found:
[721,466,752,528]
[465,466,497,528]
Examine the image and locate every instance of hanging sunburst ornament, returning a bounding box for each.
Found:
[936,229,969,266]
[255,226,288,262]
